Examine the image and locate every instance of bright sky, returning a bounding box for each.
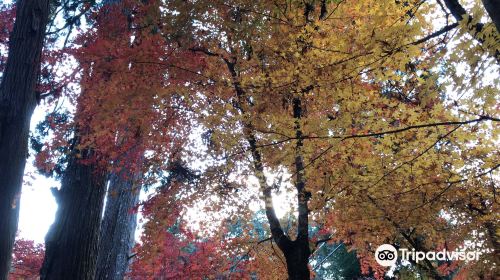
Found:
[18,108,58,243]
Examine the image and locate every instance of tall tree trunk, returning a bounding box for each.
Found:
[40,0,129,278]
[40,145,107,280]
[40,0,143,277]
[95,163,141,280]
[284,97,311,280]
[282,239,311,280]
[0,0,49,278]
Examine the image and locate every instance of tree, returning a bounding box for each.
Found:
[129,181,251,279]
[38,0,199,277]
[131,184,367,280]
[0,0,49,278]
[95,155,142,280]
[171,0,498,278]
[40,3,134,278]
[24,0,497,279]
[94,2,153,279]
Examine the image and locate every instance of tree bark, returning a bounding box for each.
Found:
[484,221,500,272]
[0,0,49,278]
[481,0,500,33]
[284,97,311,280]
[40,145,107,280]
[95,164,141,280]
[281,239,311,280]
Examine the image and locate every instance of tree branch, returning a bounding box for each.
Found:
[304,115,497,140]
[223,58,287,246]
[409,163,500,211]
[442,0,500,63]
[312,243,342,271]
[228,237,272,273]
[368,124,462,191]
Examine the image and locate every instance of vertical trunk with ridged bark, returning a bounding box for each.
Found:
[0,1,49,279]
[40,0,127,278]
[40,145,107,280]
[95,163,141,280]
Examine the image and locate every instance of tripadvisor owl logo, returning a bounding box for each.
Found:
[375,244,398,266]
[375,244,482,267]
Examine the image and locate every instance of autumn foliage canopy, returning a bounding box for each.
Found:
[1,0,498,279]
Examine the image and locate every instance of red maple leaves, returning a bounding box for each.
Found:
[9,239,44,280]
[0,3,15,73]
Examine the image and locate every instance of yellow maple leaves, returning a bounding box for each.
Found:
[149,0,499,277]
